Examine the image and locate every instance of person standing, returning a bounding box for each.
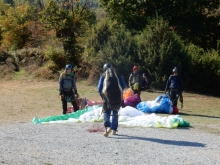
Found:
[140,73,148,90]
[98,63,126,137]
[59,64,79,114]
[128,65,142,87]
[165,67,183,107]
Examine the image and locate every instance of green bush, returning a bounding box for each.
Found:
[135,17,191,89]
[44,45,66,73]
[186,46,220,95]
[85,19,135,84]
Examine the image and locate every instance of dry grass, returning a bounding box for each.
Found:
[0,77,220,135]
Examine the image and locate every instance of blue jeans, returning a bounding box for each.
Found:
[104,110,118,131]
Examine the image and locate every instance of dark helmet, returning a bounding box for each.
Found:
[65,64,72,69]
[172,67,178,73]
[103,63,112,71]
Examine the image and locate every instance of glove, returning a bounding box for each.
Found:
[74,90,79,98]
[59,91,63,100]
[75,93,79,99]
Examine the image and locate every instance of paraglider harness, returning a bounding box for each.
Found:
[65,92,76,102]
[60,89,77,102]
[60,72,78,102]
[100,68,123,133]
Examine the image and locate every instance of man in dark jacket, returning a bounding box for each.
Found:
[59,64,79,114]
[128,65,142,87]
[98,63,126,137]
[165,67,183,107]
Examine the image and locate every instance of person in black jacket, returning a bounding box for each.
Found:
[128,66,142,87]
[165,67,183,107]
[59,64,79,114]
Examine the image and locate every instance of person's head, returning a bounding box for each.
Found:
[133,66,138,73]
[103,63,112,71]
[172,67,178,75]
[65,64,72,74]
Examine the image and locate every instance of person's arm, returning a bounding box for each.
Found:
[97,75,104,95]
[165,76,171,93]
[179,76,183,93]
[58,74,63,95]
[145,76,148,82]
[72,75,77,94]
[128,73,132,87]
[119,75,126,90]
[138,72,142,84]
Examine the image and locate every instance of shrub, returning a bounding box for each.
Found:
[135,17,191,89]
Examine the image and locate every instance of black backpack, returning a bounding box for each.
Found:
[102,68,122,110]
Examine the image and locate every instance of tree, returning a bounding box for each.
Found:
[100,0,220,50]
[86,19,136,81]
[0,2,38,50]
[134,17,191,88]
[41,0,96,67]
[3,0,14,6]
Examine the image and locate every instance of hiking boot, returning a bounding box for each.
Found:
[103,128,112,137]
[112,130,117,135]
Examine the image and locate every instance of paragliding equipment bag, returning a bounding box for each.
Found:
[102,68,122,111]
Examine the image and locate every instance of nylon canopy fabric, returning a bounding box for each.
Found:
[32,105,190,128]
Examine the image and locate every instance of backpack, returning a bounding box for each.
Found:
[102,68,122,111]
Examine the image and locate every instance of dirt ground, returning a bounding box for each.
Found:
[0,79,102,125]
[1,79,220,135]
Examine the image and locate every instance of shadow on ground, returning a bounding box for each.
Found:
[179,112,220,119]
[109,135,205,147]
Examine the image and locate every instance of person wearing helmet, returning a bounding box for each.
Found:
[165,67,183,107]
[128,66,142,96]
[98,63,126,137]
[128,65,142,88]
[58,64,79,114]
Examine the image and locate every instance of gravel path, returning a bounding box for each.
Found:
[0,122,220,165]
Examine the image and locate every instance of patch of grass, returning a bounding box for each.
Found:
[13,69,26,80]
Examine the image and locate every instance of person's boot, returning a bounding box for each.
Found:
[103,128,111,137]
[112,130,116,135]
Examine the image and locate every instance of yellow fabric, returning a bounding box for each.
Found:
[133,83,139,91]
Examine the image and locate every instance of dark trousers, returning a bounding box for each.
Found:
[141,80,148,90]
[61,90,79,114]
[169,88,180,106]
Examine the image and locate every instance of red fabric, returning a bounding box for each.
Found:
[87,100,103,106]
[66,106,74,113]
[172,106,179,114]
